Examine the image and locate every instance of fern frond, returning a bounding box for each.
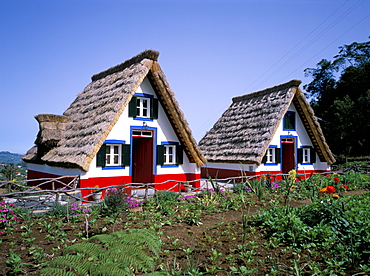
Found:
[40,267,78,276]
[63,242,104,259]
[90,263,133,276]
[44,254,92,275]
[111,229,162,256]
[101,246,155,271]
[42,229,162,275]
[88,233,114,246]
[144,272,170,276]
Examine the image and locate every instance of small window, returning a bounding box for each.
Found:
[262,146,280,164]
[283,111,296,130]
[164,145,176,165]
[266,148,275,163]
[157,143,183,166]
[137,97,150,118]
[106,144,122,166]
[302,148,310,163]
[128,95,158,120]
[298,146,316,164]
[96,142,130,168]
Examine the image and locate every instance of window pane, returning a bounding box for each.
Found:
[114,146,119,154]
[114,156,119,164]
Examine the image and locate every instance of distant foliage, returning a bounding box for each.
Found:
[304,38,370,158]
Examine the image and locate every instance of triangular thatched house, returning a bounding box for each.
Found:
[199,80,335,179]
[23,50,206,196]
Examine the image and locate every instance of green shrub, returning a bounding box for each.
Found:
[253,193,370,269]
[153,191,179,205]
[100,187,129,217]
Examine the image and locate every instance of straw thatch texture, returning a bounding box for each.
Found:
[34,114,70,147]
[199,80,335,165]
[23,50,205,170]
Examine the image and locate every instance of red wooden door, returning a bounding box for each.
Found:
[282,141,295,174]
[132,137,153,183]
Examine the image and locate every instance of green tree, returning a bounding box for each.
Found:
[1,163,17,181]
[304,38,370,159]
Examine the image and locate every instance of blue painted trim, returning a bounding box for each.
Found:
[161,141,179,145]
[104,139,126,144]
[133,117,153,122]
[269,145,278,148]
[134,92,154,98]
[102,166,126,170]
[130,126,157,176]
[280,135,298,171]
[161,164,179,168]
[300,145,311,148]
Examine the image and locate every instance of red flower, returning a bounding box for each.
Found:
[326,185,336,194]
[333,177,341,183]
[341,184,349,190]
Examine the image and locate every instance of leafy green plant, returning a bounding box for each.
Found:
[153,190,180,205]
[41,228,162,276]
[6,253,30,274]
[253,192,370,270]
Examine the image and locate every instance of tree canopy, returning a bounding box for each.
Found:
[304,38,370,160]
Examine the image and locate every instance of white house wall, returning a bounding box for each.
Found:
[85,77,198,179]
[204,102,330,174]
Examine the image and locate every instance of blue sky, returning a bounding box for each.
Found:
[1,0,369,154]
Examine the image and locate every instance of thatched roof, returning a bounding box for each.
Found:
[23,50,206,171]
[198,80,335,165]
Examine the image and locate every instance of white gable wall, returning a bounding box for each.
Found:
[203,102,330,175]
[85,77,199,179]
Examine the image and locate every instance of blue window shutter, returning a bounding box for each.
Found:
[298,148,303,164]
[96,145,106,167]
[157,145,164,165]
[128,96,137,117]
[275,148,281,163]
[176,145,183,165]
[151,98,158,119]
[310,147,316,163]
[122,144,131,166]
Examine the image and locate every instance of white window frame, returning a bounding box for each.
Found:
[302,148,310,163]
[266,148,275,163]
[105,144,122,166]
[164,145,176,165]
[136,97,150,118]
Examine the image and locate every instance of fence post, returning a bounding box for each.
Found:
[145,184,149,199]
[56,191,60,204]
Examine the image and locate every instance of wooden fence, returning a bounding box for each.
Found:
[0,171,331,211]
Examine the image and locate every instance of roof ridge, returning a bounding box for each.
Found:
[232,79,301,103]
[91,50,159,81]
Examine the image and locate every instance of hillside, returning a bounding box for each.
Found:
[0,151,24,164]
